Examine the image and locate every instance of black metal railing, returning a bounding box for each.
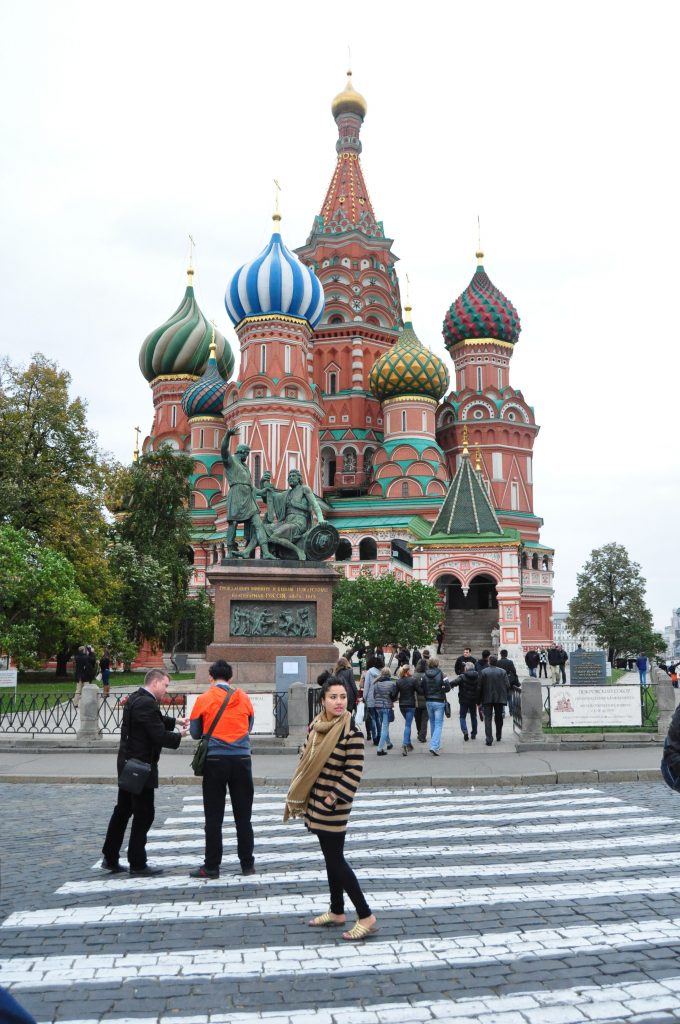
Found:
[0,693,78,734]
[97,694,188,735]
[640,684,657,729]
[308,685,322,723]
[510,688,522,732]
[274,693,288,737]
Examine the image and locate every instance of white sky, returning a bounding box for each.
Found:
[1,0,677,629]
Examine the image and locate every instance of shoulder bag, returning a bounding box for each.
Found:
[191,690,232,776]
[118,691,152,794]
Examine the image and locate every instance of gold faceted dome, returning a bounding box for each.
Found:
[369,313,450,402]
[331,70,368,119]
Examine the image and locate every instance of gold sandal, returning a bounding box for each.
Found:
[308,912,345,927]
[342,920,379,941]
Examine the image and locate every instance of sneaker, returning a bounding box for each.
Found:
[402,745,408,756]
[189,866,219,879]
[129,865,164,877]
[485,739,493,746]
[463,733,469,742]
[241,866,257,876]
[377,749,387,756]
[101,859,126,874]
[407,743,414,751]
[430,749,439,756]
[471,733,477,740]
[386,743,393,750]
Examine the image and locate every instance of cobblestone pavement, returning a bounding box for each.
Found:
[3,781,680,1023]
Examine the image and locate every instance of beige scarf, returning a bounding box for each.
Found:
[283,710,351,821]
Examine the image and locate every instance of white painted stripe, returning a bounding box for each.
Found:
[157,803,645,833]
[65,849,680,897]
[141,814,671,852]
[180,786,605,807]
[32,976,680,1023]
[90,828,680,871]
[9,873,680,929]
[7,915,680,989]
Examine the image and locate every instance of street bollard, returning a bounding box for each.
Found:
[77,682,102,743]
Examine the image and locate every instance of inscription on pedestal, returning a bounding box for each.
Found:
[231,601,317,638]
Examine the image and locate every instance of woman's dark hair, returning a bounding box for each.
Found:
[366,655,378,670]
[320,674,346,697]
[316,669,332,686]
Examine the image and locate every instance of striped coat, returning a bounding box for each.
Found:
[303,722,365,834]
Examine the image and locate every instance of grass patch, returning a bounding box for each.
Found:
[17,671,194,694]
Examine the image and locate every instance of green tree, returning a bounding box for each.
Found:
[0,354,115,604]
[567,542,665,664]
[0,525,103,668]
[107,449,194,646]
[333,570,441,652]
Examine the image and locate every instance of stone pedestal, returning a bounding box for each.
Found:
[77,683,102,743]
[516,677,549,747]
[194,559,340,690]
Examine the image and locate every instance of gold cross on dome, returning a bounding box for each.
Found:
[188,234,196,269]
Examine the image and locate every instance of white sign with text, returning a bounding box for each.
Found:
[550,685,641,727]
[0,670,18,689]
[250,692,276,734]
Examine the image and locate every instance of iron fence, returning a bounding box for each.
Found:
[274,693,288,737]
[308,685,322,723]
[510,689,522,731]
[0,693,78,734]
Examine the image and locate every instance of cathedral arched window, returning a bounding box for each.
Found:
[359,537,377,561]
[401,481,409,497]
[329,315,344,325]
[336,539,352,562]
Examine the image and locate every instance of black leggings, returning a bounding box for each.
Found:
[315,829,371,918]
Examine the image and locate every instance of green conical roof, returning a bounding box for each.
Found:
[431,452,502,536]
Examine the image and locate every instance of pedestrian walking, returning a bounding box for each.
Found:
[417,656,451,756]
[558,646,569,684]
[100,648,111,696]
[101,669,188,876]
[362,656,382,745]
[413,658,429,743]
[538,647,548,678]
[436,623,445,655]
[284,675,377,941]
[637,654,648,686]
[188,660,256,879]
[334,656,358,712]
[450,659,479,741]
[373,667,397,755]
[524,648,539,678]
[547,645,562,684]
[395,665,418,755]
[454,646,474,675]
[477,655,519,746]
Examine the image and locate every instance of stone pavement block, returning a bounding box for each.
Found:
[556,771,599,784]
[597,770,639,782]
[522,773,558,785]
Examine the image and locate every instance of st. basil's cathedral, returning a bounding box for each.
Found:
[138,73,555,663]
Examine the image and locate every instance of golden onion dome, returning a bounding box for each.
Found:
[331,70,368,119]
[369,308,450,403]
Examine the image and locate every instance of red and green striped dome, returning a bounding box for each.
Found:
[443,256,521,349]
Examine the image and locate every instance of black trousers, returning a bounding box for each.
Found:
[102,786,155,870]
[483,703,505,742]
[414,706,428,740]
[202,756,254,871]
[538,663,547,677]
[316,829,371,918]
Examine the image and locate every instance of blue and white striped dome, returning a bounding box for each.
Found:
[225,216,325,328]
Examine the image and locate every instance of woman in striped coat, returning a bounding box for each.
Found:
[284,675,377,941]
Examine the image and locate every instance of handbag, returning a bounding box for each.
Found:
[118,757,152,795]
[191,690,232,776]
[444,700,451,718]
[354,702,365,726]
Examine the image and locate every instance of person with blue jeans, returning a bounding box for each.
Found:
[416,656,451,756]
[636,654,648,686]
[373,668,397,755]
[362,657,382,745]
[395,665,418,755]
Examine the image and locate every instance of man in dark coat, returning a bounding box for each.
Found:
[498,649,519,686]
[477,655,519,746]
[524,648,539,677]
[101,669,187,876]
[454,646,473,676]
[450,660,479,740]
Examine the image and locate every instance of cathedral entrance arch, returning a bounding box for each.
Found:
[432,570,500,654]
[321,446,336,487]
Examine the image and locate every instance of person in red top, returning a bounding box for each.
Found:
[189,660,255,878]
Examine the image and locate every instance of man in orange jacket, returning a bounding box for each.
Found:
[189,660,255,879]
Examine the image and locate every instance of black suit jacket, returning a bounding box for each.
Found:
[117,688,181,788]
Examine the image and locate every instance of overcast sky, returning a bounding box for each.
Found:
[1,0,677,629]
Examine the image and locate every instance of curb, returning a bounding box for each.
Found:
[0,769,662,787]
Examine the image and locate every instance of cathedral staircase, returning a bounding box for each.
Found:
[436,609,499,677]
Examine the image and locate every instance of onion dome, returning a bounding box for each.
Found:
[181,332,227,419]
[225,214,325,329]
[331,70,368,119]
[139,269,235,383]
[369,308,450,402]
[443,252,521,350]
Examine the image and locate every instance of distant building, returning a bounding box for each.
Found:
[552,612,598,653]
[666,608,680,662]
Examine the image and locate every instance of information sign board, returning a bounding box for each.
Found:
[0,670,18,690]
[570,650,607,684]
[550,685,641,727]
